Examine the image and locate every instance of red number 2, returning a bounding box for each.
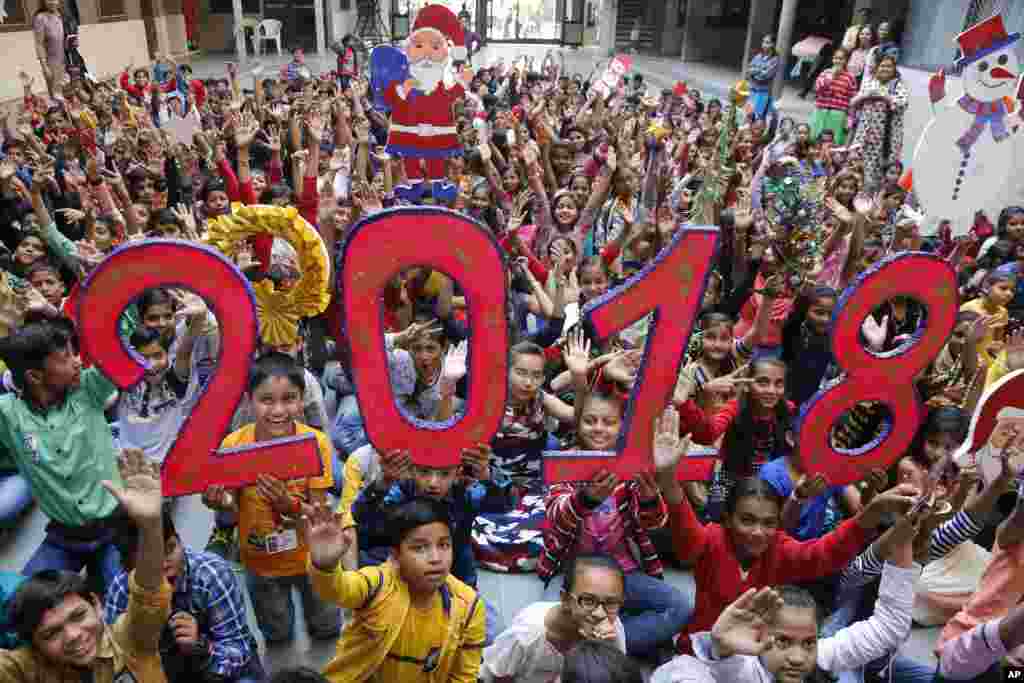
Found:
[543,227,719,482]
[797,253,958,486]
[339,208,509,467]
[78,241,324,497]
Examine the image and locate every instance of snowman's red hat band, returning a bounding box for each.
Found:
[955,15,1020,69]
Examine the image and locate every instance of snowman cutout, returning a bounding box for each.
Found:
[911,15,1023,232]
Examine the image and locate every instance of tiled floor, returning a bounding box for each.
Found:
[0,491,940,675]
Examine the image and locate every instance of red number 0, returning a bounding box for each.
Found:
[339,208,509,467]
[797,253,958,486]
[543,227,719,483]
[78,241,324,497]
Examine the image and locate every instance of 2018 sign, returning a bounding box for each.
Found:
[74,208,1013,493]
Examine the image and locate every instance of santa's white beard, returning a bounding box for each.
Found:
[410,57,446,93]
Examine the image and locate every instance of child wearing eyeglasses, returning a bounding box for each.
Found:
[482,554,628,683]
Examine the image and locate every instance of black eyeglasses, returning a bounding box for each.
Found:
[566,592,624,615]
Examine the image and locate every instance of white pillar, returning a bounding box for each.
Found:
[233,0,247,66]
[743,0,778,75]
[599,0,617,56]
[772,0,798,99]
[314,0,326,55]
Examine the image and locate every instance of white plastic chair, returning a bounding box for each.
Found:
[256,18,283,56]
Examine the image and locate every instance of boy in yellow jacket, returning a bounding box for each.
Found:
[305,497,486,682]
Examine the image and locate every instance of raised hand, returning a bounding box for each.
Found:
[56,208,87,225]
[652,406,685,474]
[794,472,829,500]
[305,110,326,143]
[0,160,15,182]
[711,587,784,658]
[256,474,292,515]
[303,501,350,572]
[1006,327,1024,372]
[234,112,260,148]
[460,443,492,482]
[380,449,412,487]
[394,318,442,347]
[171,204,198,239]
[103,448,162,524]
[440,339,469,387]
[562,327,592,379]
[201,485,234,510]
[235,242,255,270]
[861,314,889,350]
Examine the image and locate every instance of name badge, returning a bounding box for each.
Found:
[266,528,299,554]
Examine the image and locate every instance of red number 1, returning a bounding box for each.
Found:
[78,241,324,497]
[543,227,719,482]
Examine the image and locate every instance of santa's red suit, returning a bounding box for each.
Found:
[384,78,465,179]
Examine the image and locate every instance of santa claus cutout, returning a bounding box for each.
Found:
[371,4,473,203]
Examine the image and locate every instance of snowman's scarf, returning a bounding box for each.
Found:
[957,95,1013,152]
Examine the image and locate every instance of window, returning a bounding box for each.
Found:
[99,0,126,18]
[0,0,30,30]
[339,0,351,9]
[705,0,750,29]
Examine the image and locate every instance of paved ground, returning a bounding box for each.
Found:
[0,42,944,675]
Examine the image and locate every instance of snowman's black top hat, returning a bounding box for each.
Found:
[955,15,1021,69]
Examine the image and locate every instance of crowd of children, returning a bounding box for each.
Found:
[0,12,1023,683]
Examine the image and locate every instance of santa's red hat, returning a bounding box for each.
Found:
[411,4,467,61]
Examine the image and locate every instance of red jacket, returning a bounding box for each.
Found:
[670,497,870,652]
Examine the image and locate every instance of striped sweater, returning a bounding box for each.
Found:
[815,68,859,111]
[839,509,985,591]
[539,482,667,584]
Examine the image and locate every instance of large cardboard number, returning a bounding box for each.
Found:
[339,208,509,467]
[797,252,958,485]
[77,240,324,497]
[543,227,719,483]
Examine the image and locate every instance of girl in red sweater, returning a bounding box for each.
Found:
[650,405,919,654]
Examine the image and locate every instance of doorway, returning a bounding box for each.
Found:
[483,0,564,43]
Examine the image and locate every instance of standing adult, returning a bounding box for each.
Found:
[811,48,858,145]
[747,35,780,122]
[850,52,909,193]
[33,0,65,96]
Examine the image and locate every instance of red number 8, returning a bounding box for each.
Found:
[797,253,958,486]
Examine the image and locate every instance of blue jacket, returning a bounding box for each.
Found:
[352,477,513,588]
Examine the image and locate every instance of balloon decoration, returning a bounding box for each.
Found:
[543,226,719,483]
[339,207,509,468]
[797,252,958,485]
[77,240,324,497]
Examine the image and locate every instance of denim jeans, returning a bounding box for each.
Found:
[23,525,123,594]
[0,471,32,528]
[244,571,341,644]
[867,654,938,683]
[543,570,695,658]
[330,394,369,457]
